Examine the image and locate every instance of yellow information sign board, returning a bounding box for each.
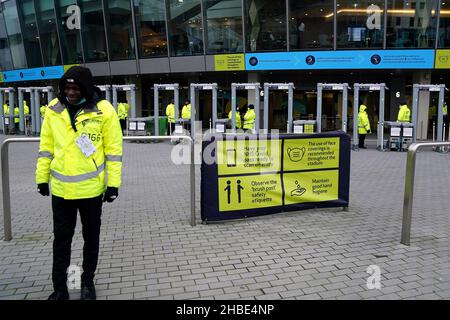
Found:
[215,137,341,213]
[201,133,350,221]
[217,139,281,175]
[435,50,450,69]
[214,54,245,71]
[283,138,340,171]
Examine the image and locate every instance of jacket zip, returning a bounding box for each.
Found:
[93,159,98,170]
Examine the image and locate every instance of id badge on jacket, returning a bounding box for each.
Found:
[75,133,96,158]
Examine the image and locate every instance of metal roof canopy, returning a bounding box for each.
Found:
[230,83,261,133]
[190,83,218,141]
[316,83,349,133]
[352,83,387,151]
[263,83,294,133]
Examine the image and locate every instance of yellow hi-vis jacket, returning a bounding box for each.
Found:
[36,98,123,200]
[166,103,175,123]
[397,104,411,122]
[117,103,129,120]
[358,105,371,134]
[243,109,256,129]
[3,104,9,115]
[228,110,241,129]
[444,103,448,116]
[182,104,191,119]
[13,103,30,123]
[40,105,47,118]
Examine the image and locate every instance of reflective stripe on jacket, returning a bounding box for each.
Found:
[36,98,123,199]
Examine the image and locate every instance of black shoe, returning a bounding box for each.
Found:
[360,146,367,149]
[48,290,69,300]
[80,283,96,300]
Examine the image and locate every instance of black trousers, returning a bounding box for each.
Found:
[52,195,103,291]
[119,119,126,132]
[358,134,366,148]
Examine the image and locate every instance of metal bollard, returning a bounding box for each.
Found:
[432,122,435,142]
[401,141,450,245]
[2,136,197,241]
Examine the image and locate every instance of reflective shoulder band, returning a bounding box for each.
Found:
[106,155,122,162]
[51,163,105,182]
[38,151,54,160]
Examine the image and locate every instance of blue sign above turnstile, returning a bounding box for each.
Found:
[245,50,435,71]
[2,66,65,83]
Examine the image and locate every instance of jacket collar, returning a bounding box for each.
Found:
[49,99,99,114]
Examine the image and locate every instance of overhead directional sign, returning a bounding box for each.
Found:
[245,50,435,70]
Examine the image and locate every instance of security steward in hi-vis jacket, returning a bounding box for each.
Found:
[35,66,123,300]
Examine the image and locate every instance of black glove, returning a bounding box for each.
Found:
[103,187,118,203]
[37,183,49,196]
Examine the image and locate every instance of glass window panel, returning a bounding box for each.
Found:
[36,0,62,66]
[3,0,27,69]
[79,0,108,62]
[245,0,287,52]
[0,6,14,71]
[167,0,204,56]
[105,0,135,60]
[289,0,334,50]
[204,0,243,53]
[438,0,450,47]
[336,0,384,49]
[387,0,439,48]
[19,0,43,67]
[56,0,83,64]
[134,0,168,58]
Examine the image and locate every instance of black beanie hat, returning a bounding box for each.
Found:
[59,66,95,102]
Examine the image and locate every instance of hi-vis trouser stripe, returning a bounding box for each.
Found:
[38,151,54,160]
[106,155,122,162]
[51,163,105,182]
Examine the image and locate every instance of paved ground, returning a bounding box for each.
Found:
[0,134,449,300]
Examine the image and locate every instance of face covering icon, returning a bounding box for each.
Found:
[287,147,306,162]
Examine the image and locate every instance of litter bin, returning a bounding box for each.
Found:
[147,116,168,135]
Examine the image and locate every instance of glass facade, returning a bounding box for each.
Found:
[337,0,385,49]
[1,0,450,71]
[290,0,334,50]
[134,0,168,58]
[439,0,450,47]
[0,4,14,71]
[245,0,287,52]
[18,0,43,68]
[167,0,204,56]
[204,0,244,53]
[79,0,108,62]
[3,0,27,69]
[35,0,62,66]
[105,0,136,60]
[387,0,439,48]
[56,0,83,64]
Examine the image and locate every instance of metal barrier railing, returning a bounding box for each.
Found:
[401,141,450,246]
[1,135,196,241]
